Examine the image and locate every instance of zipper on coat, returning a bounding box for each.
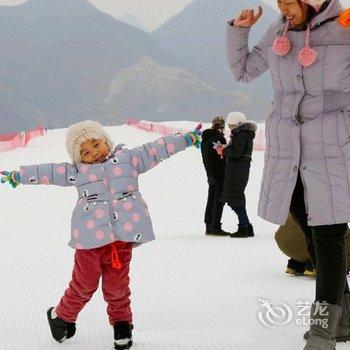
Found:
[101,165,115,229]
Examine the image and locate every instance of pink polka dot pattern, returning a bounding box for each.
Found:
[73,229,80,238]
[132,213,140,222]
[124,222,133,232]
[86,220,95,229]
[123,202,133,211]
[127,185,134,192]
[40,176,50,185]
[132,157,140,167]
[95,209,105,219]
[157,138,165,145]
[81,165,89,173]
[150,147,157,156]
[56,166,66,174]
[75,243,84,249]
[89,174,98,182]
[167,144,175,153]
[95,230,105,240]
[133,170,138,178]
[112,200,118,208]
[113,167,122,176]
[110,188,116,194]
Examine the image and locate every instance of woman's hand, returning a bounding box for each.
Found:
[233,6,263,28]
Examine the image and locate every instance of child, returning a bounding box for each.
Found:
[0,120,201,349]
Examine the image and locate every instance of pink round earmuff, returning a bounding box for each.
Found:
[298,25,318,66]
[272,21,291,56]
[273,21,317,67]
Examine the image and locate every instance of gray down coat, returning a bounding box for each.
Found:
[19,134,189,249]
[227,0,350,226]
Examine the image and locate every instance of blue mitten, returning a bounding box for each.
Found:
[0,171,21,188]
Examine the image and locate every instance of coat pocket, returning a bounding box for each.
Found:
[338,109,350,146]
[113,192,154,243]
[70,199,113,248]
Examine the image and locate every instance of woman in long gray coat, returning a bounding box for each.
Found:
[227,0,350,348]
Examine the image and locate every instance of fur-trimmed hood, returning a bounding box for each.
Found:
[231,121,257,136]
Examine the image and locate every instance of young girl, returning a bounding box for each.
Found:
[0,120,201,350]
[227,0,350,349]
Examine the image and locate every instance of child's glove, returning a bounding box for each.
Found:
[185,123,202,148]
[0,171,21,188]
[213,141,226,159]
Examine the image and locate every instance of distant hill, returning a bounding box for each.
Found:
[103,55,257,121]
[153,0,279,116]
[0,0,275,133]
[0,0,179,132]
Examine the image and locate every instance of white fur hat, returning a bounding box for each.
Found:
[226,112,247,126]
[65,120,114,163]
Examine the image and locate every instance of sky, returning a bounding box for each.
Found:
[1,0,350,30]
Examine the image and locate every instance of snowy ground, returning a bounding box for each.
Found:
[0,123,348,350]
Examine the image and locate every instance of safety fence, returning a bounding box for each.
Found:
[126,119,266,151]
[0,126,46,153]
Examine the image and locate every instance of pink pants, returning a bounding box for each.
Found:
[56,241,133,325]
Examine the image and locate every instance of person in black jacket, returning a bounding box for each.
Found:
[216,112,257,238]
[201,116,229,236]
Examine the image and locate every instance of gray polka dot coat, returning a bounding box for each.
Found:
[19,134,189,249]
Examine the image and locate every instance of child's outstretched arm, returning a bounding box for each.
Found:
[1,163,78,188]
[129,124,202,175]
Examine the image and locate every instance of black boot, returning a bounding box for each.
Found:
[47,307,76,343]
[114,321,133,350]
[205,224,212,235]
[247,223,254,237]
[230,224,251,238]
[206,225,230,236]
[285,258,306,275]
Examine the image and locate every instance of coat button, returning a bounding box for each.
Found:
[302,166,306,170]
[293,166,298,172]
[297,75,302,81]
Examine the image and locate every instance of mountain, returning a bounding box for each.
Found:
[102,55,260,121]
[118,14,149,32]
[153,0,279,116]
[0,0,179,132]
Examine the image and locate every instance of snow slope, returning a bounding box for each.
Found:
[0,123,348,350]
